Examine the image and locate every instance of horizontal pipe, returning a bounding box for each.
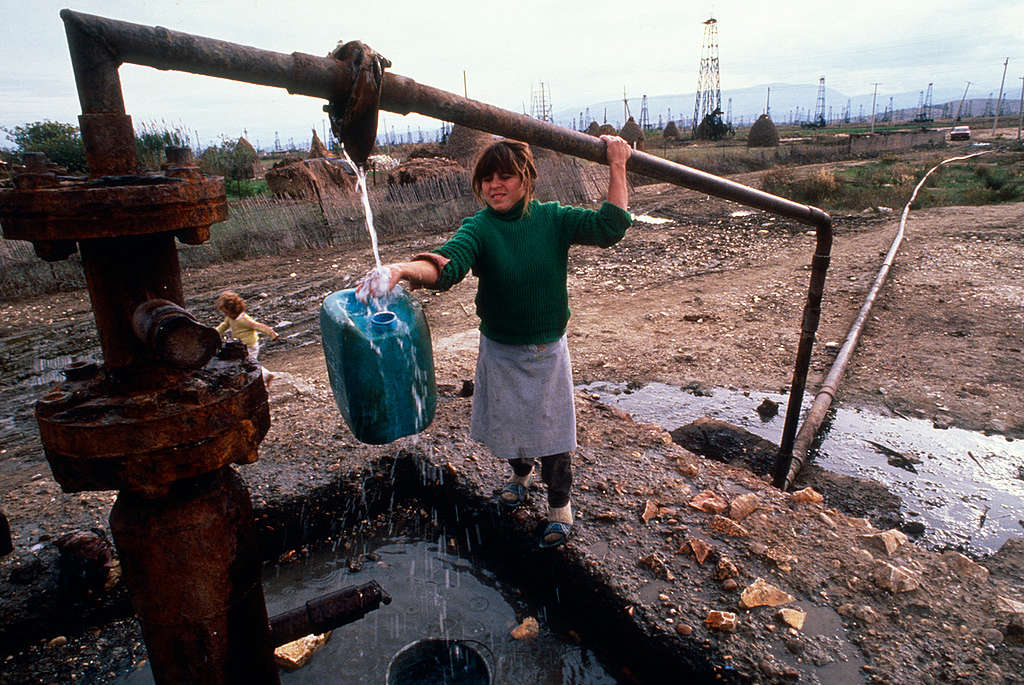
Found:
[268,581,391,647]
[57,9,834,487]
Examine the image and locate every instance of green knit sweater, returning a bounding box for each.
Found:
[432,199,632,345]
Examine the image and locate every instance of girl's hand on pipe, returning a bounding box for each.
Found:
[600,134,632,167]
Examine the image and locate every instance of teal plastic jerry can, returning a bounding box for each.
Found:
[320,287,437,444]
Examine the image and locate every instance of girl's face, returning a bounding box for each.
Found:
[480,171,526,212]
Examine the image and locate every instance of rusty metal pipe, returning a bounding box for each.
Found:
[110,468,279,684]
[131,299,222,369]
[777,151,991,489]
[268,581,392,648]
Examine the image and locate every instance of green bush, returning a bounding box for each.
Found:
[2,121,87,172]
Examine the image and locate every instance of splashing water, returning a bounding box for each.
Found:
[339,146,396,313]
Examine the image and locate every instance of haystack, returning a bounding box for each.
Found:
[265,158,355,200]
[619,117,644,149]
[585,121,601,136]
[748,114,779,148]
[597,123,617,136]
[663,120,680,140]
[443,125,494,168]
[234,137,261,178]
[309,129,334,158]
[387,157,464,185]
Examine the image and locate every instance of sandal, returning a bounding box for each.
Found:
[538,521,572,549]
[499,482,528,508]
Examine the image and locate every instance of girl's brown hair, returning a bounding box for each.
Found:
[471,140,537,211]
[216,291,245,318]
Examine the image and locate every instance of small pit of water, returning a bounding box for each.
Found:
[581,381,1023,556]
[120,537,617,684]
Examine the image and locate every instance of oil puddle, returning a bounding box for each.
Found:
[119,538,616,684]
[580,381,1023,556]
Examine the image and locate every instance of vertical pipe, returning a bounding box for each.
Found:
[110,468,279,684]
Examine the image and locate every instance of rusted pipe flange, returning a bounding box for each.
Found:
[0,173,226,252]
[36,356,269,497]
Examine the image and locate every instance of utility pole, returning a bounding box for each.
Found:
[765,87,770,116]
[1017,76,1023,140]
[870,82,879,133]
[463,70,468,98]
[993,58,1009,135]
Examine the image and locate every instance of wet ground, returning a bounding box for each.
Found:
[583,382,1023,556]
[2,164,1024,682]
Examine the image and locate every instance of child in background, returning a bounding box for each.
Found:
[215,290,279,386]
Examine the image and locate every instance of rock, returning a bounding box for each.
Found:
[689,490,728,514]
[55,529,115,600]
[722,578,739,592]
[838,603,880,624]
[641,499,659,523]
[511,616,540,641]
[274,632,331,670]
[818,512,837,528]
[704,610,738,632]
[980,628,1004,645]
[740,578,795,608]
[714,557,739,581]
[728,493,759,521]
[851,548,875,566]
[682,537,713,565]
[858,529,908,557]
[708,515,748,537]
[8,553,44,584]
[675,623,693,636]
[995,595,1024,615]
[872,561,921,592]
[638,554,675,581]
[900,520,926,537]
[940,550,990,583]
[778,608,806,630]
[46,636,67,648]
[756,398,779,419]
[790,487,823,504]
[1005,613,1024,646]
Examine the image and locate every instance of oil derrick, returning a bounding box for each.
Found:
[883,97,893,122]
[955,82,971,121]
[693,17,727,139]
[530,82,553,122]
[914,83,934,123]
[639,95,651,130]
[802,77,826,129]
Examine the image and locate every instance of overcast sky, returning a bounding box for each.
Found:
[2,0,1021,150]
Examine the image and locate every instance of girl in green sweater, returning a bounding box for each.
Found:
[358,135,632,548]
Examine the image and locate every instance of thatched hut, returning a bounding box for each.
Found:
[619,117,644,150]
[443,124,494,168]
[663,120,680,140]
[265,158,355,200]
[748,114,779,148]
[585,121,601,136]
[387,157,464,185]
[309,129,334,158]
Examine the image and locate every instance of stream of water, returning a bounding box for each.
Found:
[580,381,1023,556]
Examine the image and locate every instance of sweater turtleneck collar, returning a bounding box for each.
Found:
[485,198,528,221]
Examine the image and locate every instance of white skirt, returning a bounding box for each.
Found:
[470,334,577,459]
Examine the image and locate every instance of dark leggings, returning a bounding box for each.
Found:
[509,453,572,508]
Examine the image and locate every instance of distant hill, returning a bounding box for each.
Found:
[555,83,1018,130]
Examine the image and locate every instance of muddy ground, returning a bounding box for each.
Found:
[1,159,1023,683]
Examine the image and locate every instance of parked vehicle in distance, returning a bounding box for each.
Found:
[950,126,971,141]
